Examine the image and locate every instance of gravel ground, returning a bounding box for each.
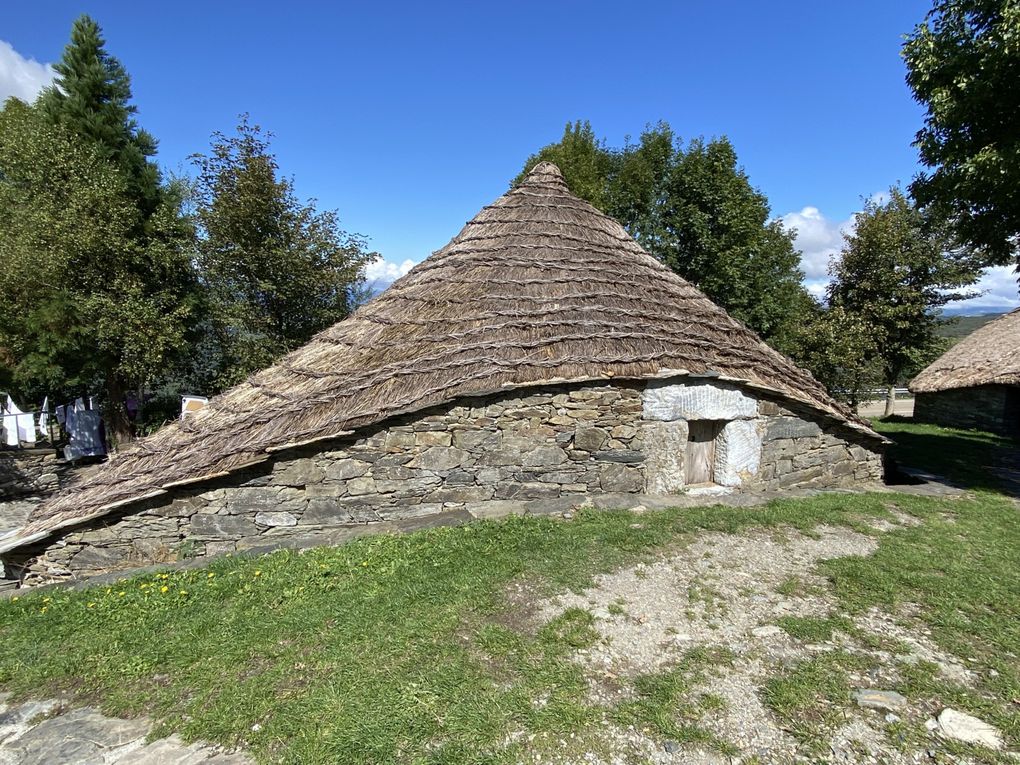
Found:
[527,514,999,765]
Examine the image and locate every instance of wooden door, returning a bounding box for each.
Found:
[686,421,721,485]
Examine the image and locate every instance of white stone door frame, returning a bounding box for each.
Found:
[641,379,763,493]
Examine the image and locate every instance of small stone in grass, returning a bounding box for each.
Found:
[663,740,680,753]
[853,689,907,712]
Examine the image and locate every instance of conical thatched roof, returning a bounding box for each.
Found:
[4,162,878,552]
[910,308,1020,393]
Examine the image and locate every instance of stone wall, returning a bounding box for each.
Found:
[0,449,77,533]
[914,385,1020,438]
[5,379,884,584]
[0,449,65,500]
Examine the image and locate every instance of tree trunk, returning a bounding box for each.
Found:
[883,385,896,417]
[104,375,134,449]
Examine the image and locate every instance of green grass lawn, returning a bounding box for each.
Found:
[0,420,1017,763]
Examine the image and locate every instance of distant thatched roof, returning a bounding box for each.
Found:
[910,308,1020,393]
[3,162,879,553]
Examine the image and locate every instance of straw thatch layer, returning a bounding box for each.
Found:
[6,162,878,553]
[910,308,1020,393]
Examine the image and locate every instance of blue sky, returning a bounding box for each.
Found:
[2,1,1016,312]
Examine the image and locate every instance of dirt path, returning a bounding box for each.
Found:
[529,511,1008,764]
[857,398,915,419]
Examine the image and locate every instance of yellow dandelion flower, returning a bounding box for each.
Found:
[119,592,126,597]
[254,570,261,577]
[160,585,169,593]
[207,572,215,578]
[179,590,188,596]
[11,596,18,602]
[40,606,47,614]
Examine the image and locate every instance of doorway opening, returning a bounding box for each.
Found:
[685,420,724,486]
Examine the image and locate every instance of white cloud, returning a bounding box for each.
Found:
[0,40,55,103]
[947,265,1019,314]
[364,257,417,285]
[780,200,1019,315]
[868,190,891,207]
[780,206,855,288]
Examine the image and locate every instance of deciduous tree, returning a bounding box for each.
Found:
[827,187,981,415]
[190,117,377,388]
[0,99,196,440]
[903,0,1020,267]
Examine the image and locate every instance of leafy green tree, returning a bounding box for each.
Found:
[903,0,1020,266]
[12,14,199,443]
[0,99,196,441]
[790,305,884,410]
[828,187,981,415]
[647,136,807,348]
[38,14,161,218]
[190,117,377,388]
[515,121,618,210]
[517,122,810,352]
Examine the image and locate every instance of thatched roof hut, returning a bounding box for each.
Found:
[910,309,1020,436]
[1,163,884,578]
[910,309,1020,393]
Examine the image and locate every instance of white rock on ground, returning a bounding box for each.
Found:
[936,708,1004,750]
[0,695,251,765]
[853,689,907,712]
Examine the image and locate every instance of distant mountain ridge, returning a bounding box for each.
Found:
[938,312,1004,341]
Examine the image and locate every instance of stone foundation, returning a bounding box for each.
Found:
[914,385,1020,438]
[4,379,884,584]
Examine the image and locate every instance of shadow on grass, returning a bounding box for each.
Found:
[872,416,1020,495]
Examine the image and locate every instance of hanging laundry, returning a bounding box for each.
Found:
[2,400,16,447]
[38,397,49,438]
[64,402,77,434]
[55,405,66,426]
[64,408,105,461]
[4,396,36,445]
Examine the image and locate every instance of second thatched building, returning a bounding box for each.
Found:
[910,309,1020,437]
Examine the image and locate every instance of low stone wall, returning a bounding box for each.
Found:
[5,380,884,584]
[0,449,65,500]
[0,449,77,532]
[914,386,1020,438]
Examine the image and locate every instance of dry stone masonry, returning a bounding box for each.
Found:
[0,449,77,534]
[4,379,883,584]
[914,384,1020,438]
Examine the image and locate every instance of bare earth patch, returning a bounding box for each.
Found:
[526,515,1002,764]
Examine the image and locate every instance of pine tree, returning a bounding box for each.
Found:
[5,15,198,444]
[38,14,161,217]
